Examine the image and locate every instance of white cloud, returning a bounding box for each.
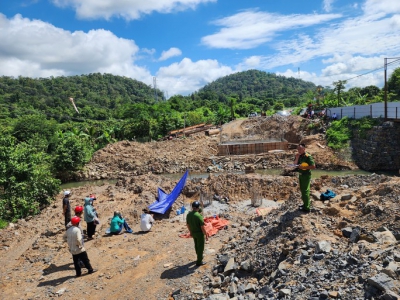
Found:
[323,0,334,12]
[156,58,234,96]
[159,47,182,61]
[242,56,262,68]
[244,6,400,89]
[362,0,400,16]
[201,10,341,49]
[0,13,151,82]
[277,67,382,90]
[51,0,216,20]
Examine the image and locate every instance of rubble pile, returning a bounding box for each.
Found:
[182,174,400,300]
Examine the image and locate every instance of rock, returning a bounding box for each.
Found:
[313,253,325,260]
[341,194,352,201]
[279,288,291,297]
[342,227,353,238]
[208,294,230,300]
[367,273,400,294]
[163,263,173,268]
[382,262,400,279]
[212,277,222,288]
[328,291,339,298]
[240,259,252,271]
[245,283,256,293]
[349,226,361,243]
[315,241,331,254]
[56,288,66,295]
[373,230,397,245]
[191,285,204,295]
[381,291,400,300]
[228,282,237,297]
[223,258,236,275]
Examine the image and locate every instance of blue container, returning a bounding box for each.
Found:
[180,206,186,214]
[176,210,181,215]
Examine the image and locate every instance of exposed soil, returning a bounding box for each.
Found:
[1,116,398,300]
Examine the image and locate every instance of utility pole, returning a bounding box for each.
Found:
[384,58,388,120]
[384,57,400,120]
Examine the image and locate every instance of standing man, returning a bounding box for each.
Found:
[63,216,97,277]
[62,191,71,228]
[186,201,208,266]
[294,143,316,213]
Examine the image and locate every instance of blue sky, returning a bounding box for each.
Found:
[1,0,400,98]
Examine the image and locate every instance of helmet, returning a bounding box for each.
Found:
[192,201,200,208]
[64,191,71,196]
[71,216,80,226]
[114,211,121,217]
[300,162,309,167]
[74,206,83,214]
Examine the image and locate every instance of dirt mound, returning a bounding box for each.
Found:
[221,115,307,143]
[77,116,355,181]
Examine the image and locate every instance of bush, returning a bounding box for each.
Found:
[0,136,60,220]
[53,136,92,173]
[326,117,351,149]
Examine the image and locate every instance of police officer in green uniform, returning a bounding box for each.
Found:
[186,201,208,266]
[294,143,316,212]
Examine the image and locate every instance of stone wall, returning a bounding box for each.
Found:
[351,121,400,171]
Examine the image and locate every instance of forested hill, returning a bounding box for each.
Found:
[197,69,317,107]
[0,73,160,121]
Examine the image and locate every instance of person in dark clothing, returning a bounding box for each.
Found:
[186,201,208,266]
[62,191,71,228]
[84,197,97,240]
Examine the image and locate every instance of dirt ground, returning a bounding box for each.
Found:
[3,115,393,300]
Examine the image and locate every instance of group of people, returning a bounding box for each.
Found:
[62,142,316,275]
[62,192,155,277]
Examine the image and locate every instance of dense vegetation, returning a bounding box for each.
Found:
[0,68,399,226]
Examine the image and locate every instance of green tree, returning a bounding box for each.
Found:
[52,136,92,175]
[388,67,400,100]
[12,114,58,145]
[273,102,284,111]
[333,80,347,107]
[0,136,60,220]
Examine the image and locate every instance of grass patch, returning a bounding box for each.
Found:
[0,219,8,229]
[326,116,381,149]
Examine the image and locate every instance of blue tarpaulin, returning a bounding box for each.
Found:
[148,170,189,214]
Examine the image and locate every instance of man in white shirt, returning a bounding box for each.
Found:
[63,217,97,277]
[140,209,155,232]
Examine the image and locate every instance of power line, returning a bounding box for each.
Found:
[345,58,400,82]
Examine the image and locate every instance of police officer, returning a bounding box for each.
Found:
[294,143,316,212]
[186,201,208,266]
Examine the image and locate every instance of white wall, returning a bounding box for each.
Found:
[327,101,400,119]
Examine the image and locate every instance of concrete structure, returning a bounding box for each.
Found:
[217,141,288,156]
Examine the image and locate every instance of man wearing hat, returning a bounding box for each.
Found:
[186,201,208,266]
[62,191,71,228]
[63,216,97,277]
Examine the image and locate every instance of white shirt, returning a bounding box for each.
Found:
[140,213,154,231]
[63,226,85,255]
